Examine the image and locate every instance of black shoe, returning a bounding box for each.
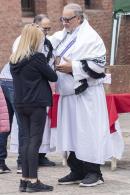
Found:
[79,173,104,187]
[58,172,84,185]
[39,156,56,167]
[19,179,28,192]
[17,164,22,174]
[0,163,11,174]
[26,180,53,192]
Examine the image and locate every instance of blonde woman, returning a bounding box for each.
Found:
[10,24,57,192]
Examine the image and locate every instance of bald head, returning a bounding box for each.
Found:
[33,14,51,36]
[64,3,83,19]
[33,14,49,24]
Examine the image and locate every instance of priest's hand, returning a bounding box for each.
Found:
[56,57,72,73]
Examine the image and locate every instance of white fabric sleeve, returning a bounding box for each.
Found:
[87,60,105,74]
[0,63,12,79]
[48,32,62,49]
[103,73,111,84]
[72,60,109,87]
[72,60,89,81]
[12,36,21,53]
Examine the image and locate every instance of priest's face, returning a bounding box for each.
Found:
[61,9,81,33]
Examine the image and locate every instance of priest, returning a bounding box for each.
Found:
[49,3,113,187]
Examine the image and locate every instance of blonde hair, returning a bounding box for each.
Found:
[10,24,44,64]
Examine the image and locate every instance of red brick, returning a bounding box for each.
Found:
[0,0,22,68]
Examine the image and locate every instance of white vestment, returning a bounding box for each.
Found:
[10,113,56,153]
[49,19,117,164]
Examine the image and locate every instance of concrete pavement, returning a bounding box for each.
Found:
[0,114,130,195]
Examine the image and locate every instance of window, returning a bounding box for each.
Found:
[21,0,34,16]
[85,0,91,7]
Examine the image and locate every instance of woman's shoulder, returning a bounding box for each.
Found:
[32,52,46,63]
[33,52,46,59]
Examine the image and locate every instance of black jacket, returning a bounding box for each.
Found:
[10,52,58,107]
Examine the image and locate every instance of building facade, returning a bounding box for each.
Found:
[0,0,130,68]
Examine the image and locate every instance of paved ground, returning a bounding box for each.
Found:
[0,114,130,195]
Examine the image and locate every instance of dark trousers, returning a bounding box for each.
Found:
[67,152,102,177]
[16,106,47,178]
[0,81,22,165]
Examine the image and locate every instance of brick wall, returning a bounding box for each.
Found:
[102,0,113,11]
[66,0,84,8]
[34,0,47,15]
[125,16,130,64]
[47,0,64,32]
[116,16,130,65]
[0,0,22,69]
[87,0,112,11]
[89,0,103,9]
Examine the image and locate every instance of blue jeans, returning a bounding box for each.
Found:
[0,80,23,165]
